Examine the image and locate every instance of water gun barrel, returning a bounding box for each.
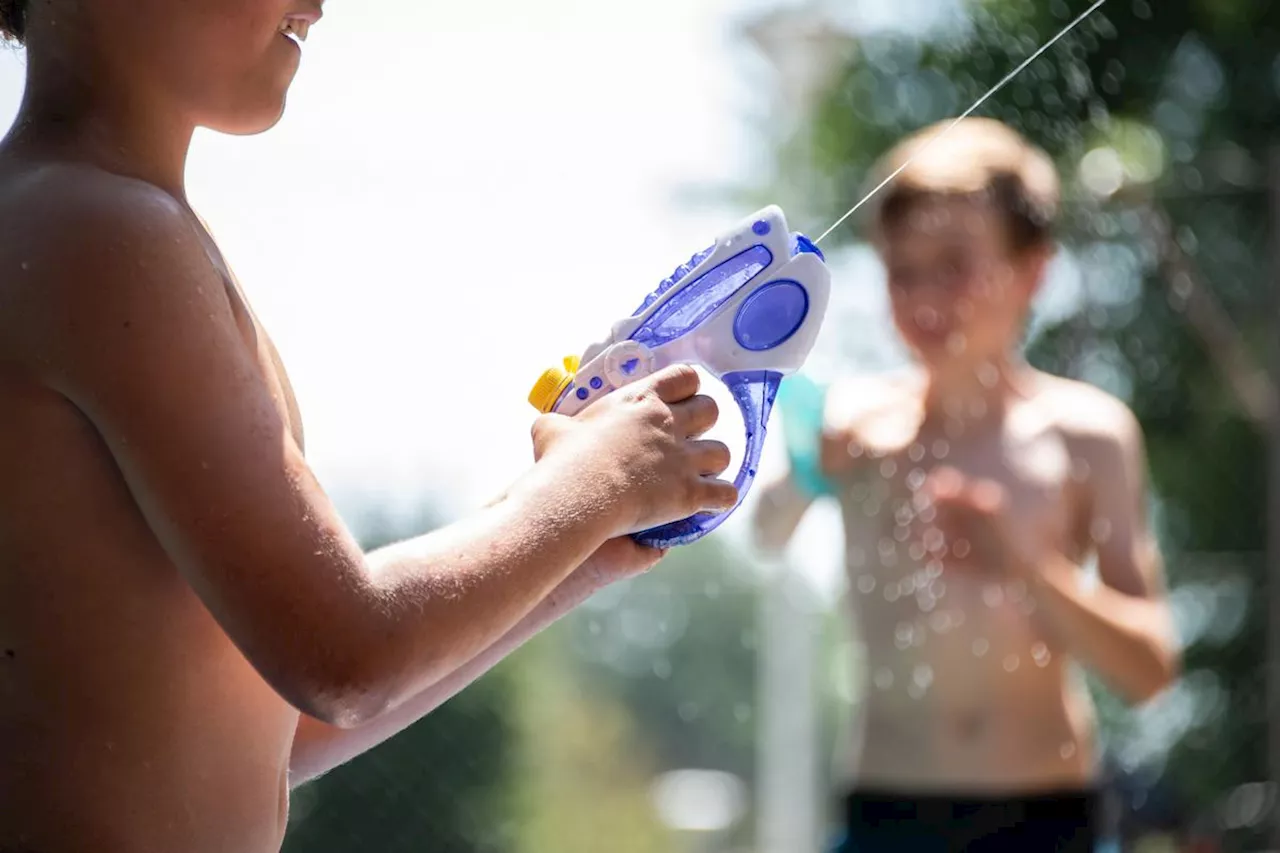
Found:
[527,205,832,549]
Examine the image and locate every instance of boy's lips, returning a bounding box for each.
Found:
[279,6,322,43]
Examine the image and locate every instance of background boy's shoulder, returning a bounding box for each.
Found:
[1030,371,1146,457]
[820,367,925,474]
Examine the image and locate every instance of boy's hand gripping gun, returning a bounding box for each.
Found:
[526,205,832,550]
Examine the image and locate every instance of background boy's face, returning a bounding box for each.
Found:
[878,197,1045,370]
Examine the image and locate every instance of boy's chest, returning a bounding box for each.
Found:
[827,405,1081,554]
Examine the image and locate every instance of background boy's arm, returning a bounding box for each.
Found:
[1020,399,1180,704]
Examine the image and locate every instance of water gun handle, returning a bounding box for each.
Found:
[631,369,781,550]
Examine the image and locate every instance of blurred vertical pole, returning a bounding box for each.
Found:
[757,556,820,853]
[1261,145,1280,847]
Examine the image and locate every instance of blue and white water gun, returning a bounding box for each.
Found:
[527,205,832,550]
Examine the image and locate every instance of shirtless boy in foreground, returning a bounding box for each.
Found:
[752,119,1181,852]
[0,1,738,851]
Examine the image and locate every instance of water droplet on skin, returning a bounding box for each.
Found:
[932,440,950,459]
[1032,643,1051,666]
[1004,655,1020,672]
[857,574,876,594]
[874,668,895,689]
[880,459,897,479]
[909,443,926,462]
[983,584,1004,607]
[907,469,927,491]
[973,638,989,657]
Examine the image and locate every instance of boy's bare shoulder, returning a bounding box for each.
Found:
[1029,371,1144,452]
[0,162,219,358]
[825,366,925,431]
[822,367,925,469]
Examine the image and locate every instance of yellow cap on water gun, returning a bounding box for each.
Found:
[528,355,580,413]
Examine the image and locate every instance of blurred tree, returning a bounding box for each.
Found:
[757,0,1280,847]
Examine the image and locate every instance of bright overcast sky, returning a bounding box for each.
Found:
[0,0,1081,596]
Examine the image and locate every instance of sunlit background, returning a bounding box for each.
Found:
[4,0,1278,849]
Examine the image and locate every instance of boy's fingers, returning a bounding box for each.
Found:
[699,478,740,512]
[645,364,701,404]
[673,394,719,437]
[688,439,732,476]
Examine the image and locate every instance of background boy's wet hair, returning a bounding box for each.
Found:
[0,0,24,42]
[868,118,1061,255]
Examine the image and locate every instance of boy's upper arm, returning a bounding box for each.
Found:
[10,174,377,710]
[1067,391,1164,599]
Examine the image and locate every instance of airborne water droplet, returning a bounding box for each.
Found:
[1003,655,1020,672]
[909,443,926,463]
[874,668,895,690]
[972,638,989,657]
[1032,643,1051,666]
[857,574,876,594]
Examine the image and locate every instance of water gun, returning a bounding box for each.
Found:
[526,205,832,549]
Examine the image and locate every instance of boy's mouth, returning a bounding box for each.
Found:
[279,16,313,45]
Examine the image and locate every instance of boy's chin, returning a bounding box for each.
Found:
[202,99,288,137]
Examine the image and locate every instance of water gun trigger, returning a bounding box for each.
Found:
[525,204,832,548]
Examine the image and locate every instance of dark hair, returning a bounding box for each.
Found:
[0,0,26,42]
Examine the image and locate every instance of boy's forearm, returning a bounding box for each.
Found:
[289,560,604,785]
[1026,552,1179,704]
[751,475,813,555]
[338,462,620,723]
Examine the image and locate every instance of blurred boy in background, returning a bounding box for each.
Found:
[752,118,1180,852]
